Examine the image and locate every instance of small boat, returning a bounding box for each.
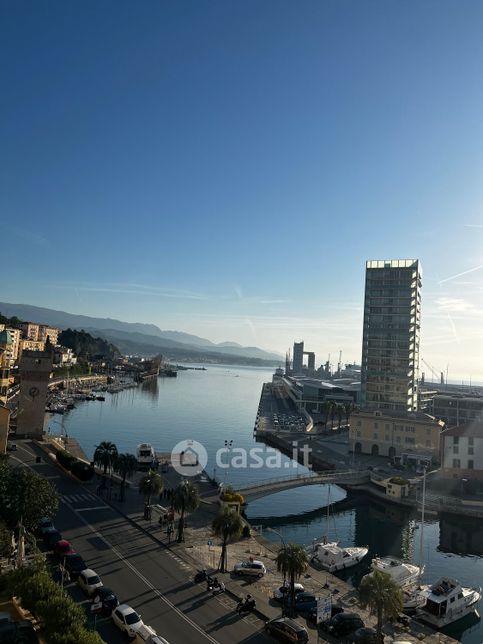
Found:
[136,443,156,471]
[311,540,368,572]
[415,577,481,628]
[371,557,423,588]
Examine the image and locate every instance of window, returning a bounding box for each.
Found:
[357,431,361,437]
[453,446,459,454]
[468,437,474,446]
[373,432,378,439]
[452,459,460,468]
[468,460,474,470]
[374,422,379,429]
[468,447,474,455]
[453,436,459,444]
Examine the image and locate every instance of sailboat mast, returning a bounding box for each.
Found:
[418,467,426,574]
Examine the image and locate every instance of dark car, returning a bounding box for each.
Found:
[285,592,317,613]
[348,627,378,643]
[63,553,87,579]
[307,604,344,624]
[36,517,55,536]
[323,612,364,636]
[93,586,119,616]
[265,617,309,643]
[45,529,63,548]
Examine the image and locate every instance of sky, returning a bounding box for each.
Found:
[2,0,483,381]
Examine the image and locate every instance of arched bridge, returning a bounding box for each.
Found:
[235,469,370,502]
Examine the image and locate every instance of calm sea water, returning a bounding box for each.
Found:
[55,364,483,643]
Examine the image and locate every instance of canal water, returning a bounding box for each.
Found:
[55,364,483,643]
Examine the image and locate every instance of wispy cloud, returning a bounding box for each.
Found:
[49,282,208,300]
[10,226,48,246]
[434,297,475,313]
[464,224,483,229]
[439,264,483,285]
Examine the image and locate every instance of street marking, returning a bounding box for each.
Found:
[61,499,221,644]
[77,506,109,512]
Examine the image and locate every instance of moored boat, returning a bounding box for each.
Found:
[311,540,368,572]
[415,577,481,628]
[371,557,423,588]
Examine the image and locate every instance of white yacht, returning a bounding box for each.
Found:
[371,557,423,588]
[415,577,481,628]
[311,540,368,573]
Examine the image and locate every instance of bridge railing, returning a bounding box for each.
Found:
[236,469,368,492]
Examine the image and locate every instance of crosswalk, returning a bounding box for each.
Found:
[61,492,107,510]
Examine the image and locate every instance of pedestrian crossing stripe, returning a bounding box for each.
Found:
[62,493,98,503]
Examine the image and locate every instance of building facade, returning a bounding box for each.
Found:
[19,339,45,359]
[19,322,40,341]
[292,342,304,375]
[38,325,59,345]
[432,394,483,426]
[16,349,53,439]
[361,259,421,412]
[351,408,444,463]
[440,421,483,480]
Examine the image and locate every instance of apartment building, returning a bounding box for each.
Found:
[441,421,483,480]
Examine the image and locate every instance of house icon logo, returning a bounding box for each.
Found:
[171,440,208,477]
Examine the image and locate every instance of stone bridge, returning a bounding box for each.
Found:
[235,469,370,502]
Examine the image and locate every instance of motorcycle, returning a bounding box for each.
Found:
[194,569,207,583]
[236,597,256,614]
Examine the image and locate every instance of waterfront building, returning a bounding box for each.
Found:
[292,341,304,375]
[53,346,77,366]
[361,259,422,412]
[282,375,358,415]
[16,348,53,439]
[0,327,21,366]
[440,421,483,480]
[19,339,45,359]
[38,324,59,346]
[351,408,444,463]
[19,322,40,341]
[0,330,12,405]
[432,393,483,426]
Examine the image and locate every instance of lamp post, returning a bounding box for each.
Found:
[266,527,287,616]
[223,440,233,488]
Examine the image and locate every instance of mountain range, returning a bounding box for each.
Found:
[0,302,283,365]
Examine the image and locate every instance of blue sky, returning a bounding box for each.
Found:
[2,1,483,379]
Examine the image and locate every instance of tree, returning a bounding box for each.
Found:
[114,453,137,502]
[0,467,59,531]
[358,569,403,643]
[336,404,344,429]
[321,401,333,428]
[172,479,200,543]
[344,401,353,427]
[93,441,118,488]
[138,470,163,506]
[275,543,308,617]
[212,508,243,573]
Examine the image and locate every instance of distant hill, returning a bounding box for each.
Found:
[59,329,121,362]
[0,302,282,365]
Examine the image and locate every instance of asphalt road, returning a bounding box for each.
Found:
[11,441,272,644]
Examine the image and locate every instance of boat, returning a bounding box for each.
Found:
[308,485,368,572]
[311,540,368,572]
[371,557,423,588]
[403,468,428,611]
[136,443,156,471]
[415,577,481,628]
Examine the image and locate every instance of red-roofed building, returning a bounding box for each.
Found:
[440,421,483,479]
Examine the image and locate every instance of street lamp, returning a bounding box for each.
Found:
[266,527,287,616]
[223,440,233,487]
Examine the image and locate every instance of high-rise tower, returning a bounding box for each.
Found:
[361,259,421,412]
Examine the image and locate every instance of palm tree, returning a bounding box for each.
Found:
[172,479,200,543]
[275,543,308,617]
[114,453,137,502]
[358,569,403,643]
[212,508,243,573]
[336,404,344,430]
[93,441,118,488]
[344,401,353,427]
[138,470,163,506]
[321,401,333,429]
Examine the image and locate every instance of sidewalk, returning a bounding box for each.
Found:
[101,463,456,644]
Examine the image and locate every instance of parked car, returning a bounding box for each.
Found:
[6,442,17,451]
[63,553,88,579]
[77,568,103,596]
[273,583,304,602]
[348,627,378,643]
[265,617,309,643]
[36,517,55,536]
[54,539,75,558]
[112,604,144,638]
[93,587,119,616]
[233,560,266,578]
[44,529,63,547]
[322,612,364,637]
[285,592,317,613]
[134,624,170,643]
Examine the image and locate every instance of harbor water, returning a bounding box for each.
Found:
[55,364,483,643]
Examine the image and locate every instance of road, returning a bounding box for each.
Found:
[11,441,272,644]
